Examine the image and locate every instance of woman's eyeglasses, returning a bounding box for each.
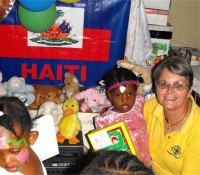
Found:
[157,80,189,91]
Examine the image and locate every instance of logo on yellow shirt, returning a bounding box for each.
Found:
[167,145,182,159]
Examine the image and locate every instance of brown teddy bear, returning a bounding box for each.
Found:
[29,85,63,110]
[59,72,80,102]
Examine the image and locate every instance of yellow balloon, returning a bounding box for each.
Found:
[58,0,80,3]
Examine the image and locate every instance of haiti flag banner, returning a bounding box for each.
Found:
[0,0,131,87]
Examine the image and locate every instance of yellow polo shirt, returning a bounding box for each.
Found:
[144,97,200,175]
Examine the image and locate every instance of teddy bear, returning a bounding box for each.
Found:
[0,71,7,97]
[59,72,80,102]
[117,57,152,95]
[36,101,63,134]
[29,85,63,110]
[75,88,111,113]
[3,76,35,106]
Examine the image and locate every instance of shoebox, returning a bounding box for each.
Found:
[144,0,171,10]
[146,23,173,69]
[146,8,169,26]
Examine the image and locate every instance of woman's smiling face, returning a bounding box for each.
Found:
[0,126,30,173]
[155,67,192,111]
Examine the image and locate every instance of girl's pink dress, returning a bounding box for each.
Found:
[94,94,151,168]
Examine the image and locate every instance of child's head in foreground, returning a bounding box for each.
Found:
[0,96,39,174]
[103,66,140,113]
[80,150,154,175]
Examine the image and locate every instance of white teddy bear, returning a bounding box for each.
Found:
[37,102,63,134]
[3,76,35,106]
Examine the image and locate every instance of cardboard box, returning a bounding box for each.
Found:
[144,0,171,10]
[87,121,138,157]
[149,23,173,55]
[149,23,173,38]
[149,23,173,54]
[146,8,169,26]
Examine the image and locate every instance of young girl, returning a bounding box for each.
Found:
[0,96,47,175]
[94,67,151,168]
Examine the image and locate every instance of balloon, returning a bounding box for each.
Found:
[18,4,57,33]
[18,0,56,12]
[58,0,80,3]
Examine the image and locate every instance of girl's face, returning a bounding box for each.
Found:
[108,84,137,113]
[156,68,192,111]
[0,126,30,173]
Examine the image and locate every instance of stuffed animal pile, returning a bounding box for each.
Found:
[0,70,112,150]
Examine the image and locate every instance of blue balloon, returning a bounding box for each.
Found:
[18,0,56,12]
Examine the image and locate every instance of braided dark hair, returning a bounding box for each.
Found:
[102,66,143,92]
[0,96,32,139]
[80,150,154,175]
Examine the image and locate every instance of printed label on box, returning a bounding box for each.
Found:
[146,9,169,26]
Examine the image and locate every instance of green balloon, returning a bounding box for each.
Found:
[18,4,57,33]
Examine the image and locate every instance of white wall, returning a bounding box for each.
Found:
[168,0,200,49]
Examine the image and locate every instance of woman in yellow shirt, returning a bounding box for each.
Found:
[144,57,200,174]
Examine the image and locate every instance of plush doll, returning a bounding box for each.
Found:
[117,57,152,95]
[0,71,7,97]
[36,102,63,134]
[59,72,80,102]
[75,88,111,113]
[57,98,81,144]
[29,85,63,110]
[3,76,35,106]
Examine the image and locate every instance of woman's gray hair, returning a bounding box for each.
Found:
[152,57,194,90]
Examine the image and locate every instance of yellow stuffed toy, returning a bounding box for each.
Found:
[117,57,152,95]
[57,98,81,144]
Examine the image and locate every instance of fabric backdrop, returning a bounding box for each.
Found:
[0,0,131,87]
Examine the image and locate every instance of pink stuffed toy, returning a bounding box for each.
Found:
[75,88,111,113]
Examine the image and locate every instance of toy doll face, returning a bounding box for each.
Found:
[0,126,30,173]
[108,84,137,113]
